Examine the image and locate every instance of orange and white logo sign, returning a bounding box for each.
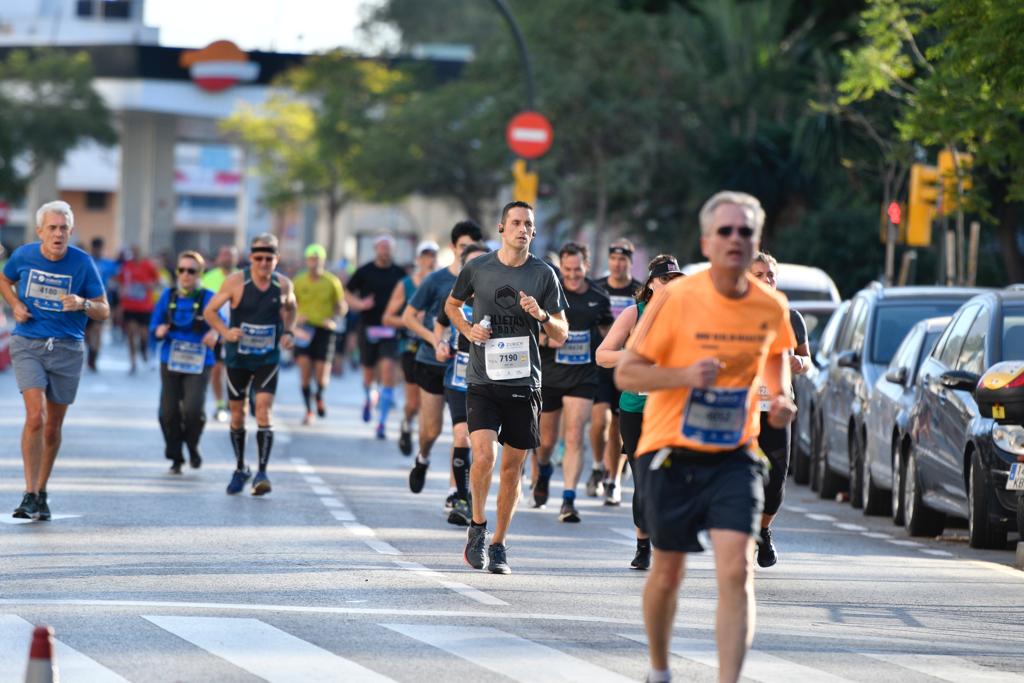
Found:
[180,40,260,93]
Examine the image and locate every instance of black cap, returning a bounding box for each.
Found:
[649,259,682,279]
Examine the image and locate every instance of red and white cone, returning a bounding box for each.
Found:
[25,625,59,683]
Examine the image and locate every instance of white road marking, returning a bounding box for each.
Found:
[0,615,128,683]
[861,531,892,539]
[144,615,395,682]
[392,561,509,606]
[886,539,923,547]
[920,549,954,557]
[303,475,325,485]
[331,509,356,522]
[806,513,837,522]
[344,522,375,538]
[363,539,402,555]
[320,496,344,508]
[619,633,852,683]
[385,623,632,682]
[835,523,867,532]
[611,527,637,540]
[787,505,807,513]
[860,652,1023,682]
[0,514,81,525]
[311,485,333,496]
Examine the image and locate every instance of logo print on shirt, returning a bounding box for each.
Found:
[495,285,518,310]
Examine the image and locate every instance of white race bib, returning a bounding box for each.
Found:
[555,330,591,365]
[681,387,749,448]
[25,269,71,311]
[484,336,530,380]
[450,351,470,390]
[168,340,206,375]
[609,295,634,319]
[239,323,275,355]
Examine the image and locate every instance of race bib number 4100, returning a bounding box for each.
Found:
[681,387,749,447]
[484,336,530,380]
[25,269,72,311]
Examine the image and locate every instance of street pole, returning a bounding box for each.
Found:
[489,0,537,110]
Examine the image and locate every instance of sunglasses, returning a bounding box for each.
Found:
[715,225,755,239]
[251,255,275,263]
[177,267,198,275]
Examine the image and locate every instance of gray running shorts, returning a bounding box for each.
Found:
[10,336,85,405]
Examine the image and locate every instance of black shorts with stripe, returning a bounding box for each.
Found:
[226,364,280,400]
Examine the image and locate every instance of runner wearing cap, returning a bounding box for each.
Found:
[402,222,483,509]
[592,238,644,505]
[293,243,346,425]
[445,201,569,574]
[383,239,440,454]
[345,235,407,439]
[616,191,796,683]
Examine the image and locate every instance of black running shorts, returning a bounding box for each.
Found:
[541,383,597,413]
[226,364,280,400]
[445,387,468,426]
[293,326,335,363]
[758,412,791,517]
[414,361,446,396]
[401,351,417,384]
[642,447,766,553]
[358,327,399,368]
[595,368,621,414]
[466,383,542,450]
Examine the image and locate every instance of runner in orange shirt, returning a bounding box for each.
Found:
[616,191,796,683]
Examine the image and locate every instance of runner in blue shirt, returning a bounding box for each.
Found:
[0,201,110,521]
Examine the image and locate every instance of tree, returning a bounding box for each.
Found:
[0,49,115,201]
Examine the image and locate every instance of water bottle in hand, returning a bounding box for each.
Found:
[475,315,491,347]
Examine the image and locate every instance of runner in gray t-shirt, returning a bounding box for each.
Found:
[444,201,568,575]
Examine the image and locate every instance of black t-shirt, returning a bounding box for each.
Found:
[596,276,643,319]
[346,261,407,327]
[450,251,567,388]
[790,309,808,348]
[540,284,613,389]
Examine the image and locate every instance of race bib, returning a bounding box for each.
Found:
[681,387,749,447]
[168,340,206,375]
[366,325,396,342]
[239,323,276,355]
[610,295,633,319]
[757,384,771,412]
[294,324,315,350]
[25,269,71,312]
[449,351,470,391]
[484,336,530,380]
[125,282,149,301]
[555,330,591,365]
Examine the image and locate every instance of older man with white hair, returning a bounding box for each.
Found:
[0,200,110,521]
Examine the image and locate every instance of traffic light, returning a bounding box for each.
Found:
[512,159,538,205]
[938,149,974,215]
[907,163,939,247]
[879,201,907,244]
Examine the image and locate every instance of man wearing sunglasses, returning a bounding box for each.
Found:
[204,234,297,496]
[616,191,797,683]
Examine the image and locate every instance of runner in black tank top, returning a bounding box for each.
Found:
[204,235,297,497]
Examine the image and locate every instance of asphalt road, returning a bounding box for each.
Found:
[1,343,1022,682]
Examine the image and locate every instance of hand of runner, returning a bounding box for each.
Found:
[686,358,721,388]
[358,295,375,312]
[766,394,797,429]
[61,294,85,312]
[154,323,170,339]
[468,323,492,344]
[280,332,294,351]
[13,302,32,322]
[788,354,806,375]
[519,290,543,320]
[435,340,452,363]
[224,327,244,343]
[202,330,219,349]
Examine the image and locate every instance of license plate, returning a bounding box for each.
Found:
[1007,463,1024,491]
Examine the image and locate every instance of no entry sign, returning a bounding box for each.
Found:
[506,111,553,159]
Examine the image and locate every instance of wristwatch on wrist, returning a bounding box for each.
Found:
[282,329,295,337]
[82,299,92,312]
[539,310,551,324]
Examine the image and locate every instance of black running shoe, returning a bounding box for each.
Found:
[34,491,51,521]
[398,429,413,456]
[558,499,581,523]
[13,492,37,519]
[532,474,550,508]
[444,493,457,511]
[169,460,183,475]
[487,542,511,575]
[631,541,651,570]
[757,527,778,568]
[465,524,488,569]
[585,469,605,497]
[409,459,429,494]
[447,498,471,527]
[188,448,202,470]
[316,398,326,418]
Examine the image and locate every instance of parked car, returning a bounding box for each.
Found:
[793,301,839,356]
[818,285,986,506]
[862,316,950,521]
[904,290,1024,548]
[793,301,849,485]
[682,262,841,303]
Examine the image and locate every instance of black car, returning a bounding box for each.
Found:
[817,285,985,506]
[792,301,848,485]
[862,316,950,521]
[904,290,1024,548]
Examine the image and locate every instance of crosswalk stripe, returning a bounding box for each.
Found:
[384,623,633,682]
[618,633,852,683]
[0,615,128,683]
[860,652,1023,682]
[144,615,395,682]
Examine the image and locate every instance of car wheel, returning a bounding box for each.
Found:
[849,430,864,509]
[904,447,944,537]
[863,436,890,516]
[891,440,906,526]
[817,428,844,500]
[792,426,811,485]
[968,451,1007,550]
[1016,492,1024,539]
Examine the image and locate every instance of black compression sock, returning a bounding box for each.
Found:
[301,385,312,412]
[230,428,246,470]
[315,386,324,402]
[452,447,471,500]
[471,520,486,528]
[256,426,273,473]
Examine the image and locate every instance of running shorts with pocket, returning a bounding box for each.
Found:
[466,383,542,450]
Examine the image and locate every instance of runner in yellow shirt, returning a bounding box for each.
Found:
[293,244,346,424]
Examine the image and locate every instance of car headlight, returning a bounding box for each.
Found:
[991,424,1024,455]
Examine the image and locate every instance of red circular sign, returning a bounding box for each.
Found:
[506,111,553,159]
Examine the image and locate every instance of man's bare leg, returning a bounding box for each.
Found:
[38,400,69,491]
[469,429,498,524]
[20,388,46,491]
[644,548,686,673]
[493,445,527,544]
[710,529,757,683]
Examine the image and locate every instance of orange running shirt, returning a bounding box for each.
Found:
[628,270,796,455]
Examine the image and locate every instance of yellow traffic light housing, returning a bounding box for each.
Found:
[512,159,538,205]
[938,149,974,215]
[907,163,939,247]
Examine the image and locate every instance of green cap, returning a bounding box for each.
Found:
[304,243,327,260]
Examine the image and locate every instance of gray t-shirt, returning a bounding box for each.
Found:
[409,266,458,366]
[450,251,567,388]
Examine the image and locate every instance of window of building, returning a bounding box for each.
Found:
[76,0,95,17]
[177,195,238,211]
[85,192,107,211]
[101,0,132,20]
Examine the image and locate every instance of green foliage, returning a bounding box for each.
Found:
[0,49,115,201]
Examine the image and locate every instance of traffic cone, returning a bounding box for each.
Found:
[25,625,59,683]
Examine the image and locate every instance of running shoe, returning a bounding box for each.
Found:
[316,398,326,418]
[409,459,429,493]
[214,408,229,423]
[448,498,471,527]
[756,527,778,568]
[168,460,183,475]
[603,482,621,506]
[226,468,252,495]
[188,448,203,470]
[362,400,372,423]
[302,411,315,426]
[13,492,38,519]
[631,542,651,570]
[585,468,605,497]
[464,524,488,570]
[532,474,550,508]
[559,499,581,523]
[487,543,511,575]
[252,471,272,496]
[444,492,457,510]
[398,429,413,456]
[375,423,386,440]
[34,491,50,521]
